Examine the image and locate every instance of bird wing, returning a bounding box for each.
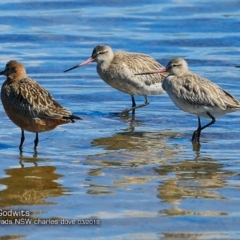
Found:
[7,78,72,119]
[113,52,167,85]
[166,73,240,110]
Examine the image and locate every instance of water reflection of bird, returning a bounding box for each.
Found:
[0,160,65,207]
[87,131,180,194]
[155,155,228,205]
[19,151,38,167]
[192,142,201,152]
[136,58,240,142]
[119,115,143,132]
[90,131,179,161]
[0,60,82,151]
[64,45,166,116]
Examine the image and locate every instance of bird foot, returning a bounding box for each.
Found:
[118,109,130,117]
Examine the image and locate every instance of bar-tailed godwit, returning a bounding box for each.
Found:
[64,45,166,116]
[0,60,82,150]
[136,57,240,142]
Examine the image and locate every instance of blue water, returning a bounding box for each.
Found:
[0,0,240,239]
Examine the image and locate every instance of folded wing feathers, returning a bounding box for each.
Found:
[10,78,73,119]
[176,73,240,110]
[119,52,166,85]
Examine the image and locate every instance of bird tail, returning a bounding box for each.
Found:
[63,114,82,123]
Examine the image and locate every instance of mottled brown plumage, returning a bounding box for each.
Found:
[64,45,167,116]
[0,60,81,150]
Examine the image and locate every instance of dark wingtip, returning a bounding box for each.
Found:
[72,115,82,120]
[63,115,82,123]
[236,66,240,68]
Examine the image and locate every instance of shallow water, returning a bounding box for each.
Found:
[0,0,240,239]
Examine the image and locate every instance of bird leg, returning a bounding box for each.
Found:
[200,112,216,131]
[192,113,216,142]
[119,95,149,117]
[19,130,25,151]
[192,116,201,142]
[34,132,39,150]
[131,95,136,115]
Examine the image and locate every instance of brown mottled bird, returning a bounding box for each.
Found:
[64,45,166,116]
[0,60,82,150]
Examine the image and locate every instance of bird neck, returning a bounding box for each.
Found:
[6,74,27,83]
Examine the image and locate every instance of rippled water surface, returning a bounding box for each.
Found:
[0,0,240,239]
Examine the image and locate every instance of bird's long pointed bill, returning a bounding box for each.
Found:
[236,66,240,68]
[135,67,167,75]
[63,57,94,72]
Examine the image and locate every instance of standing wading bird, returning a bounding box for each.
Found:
[64,45,167,116]
[0,60,82,151]
[135,57,240,142]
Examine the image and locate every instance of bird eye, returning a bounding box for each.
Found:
[172,64,180,67]
[98,51,107,55]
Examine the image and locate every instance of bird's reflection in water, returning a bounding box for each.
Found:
[19,150,38,167]
[154,149,237,216]
[192,141,201,152]
[91,130,179,157]
[154,148,237,239]
[119,114,143,132]
[156,156,226,204]
[86,130,180,195]
[0,153,66,207]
